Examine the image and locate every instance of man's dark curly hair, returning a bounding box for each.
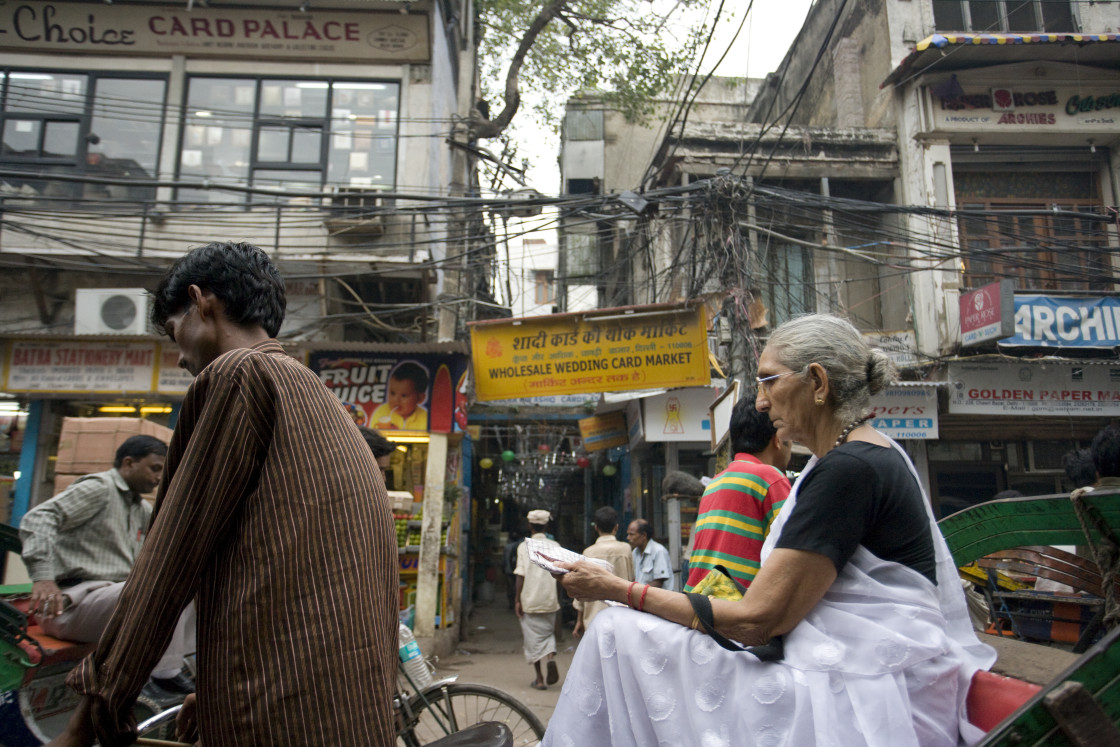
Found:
[151,241,286,337]
[1091,425,1119,479]
[730,390,778,455]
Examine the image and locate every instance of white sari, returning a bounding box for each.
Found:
[543,438,996,747]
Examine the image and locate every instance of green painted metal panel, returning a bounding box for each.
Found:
[939,491,1120,568]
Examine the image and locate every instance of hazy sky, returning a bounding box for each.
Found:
[503,0,816,196]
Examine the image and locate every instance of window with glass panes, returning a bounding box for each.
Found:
[932,0,1075,33]
[533,270,555,304]
[177,77,399,204]
[0,70,167,203]
[760,243,815,326]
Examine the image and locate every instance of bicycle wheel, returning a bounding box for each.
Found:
[399,683,545,746]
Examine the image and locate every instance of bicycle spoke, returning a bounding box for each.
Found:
[397,684,545,746]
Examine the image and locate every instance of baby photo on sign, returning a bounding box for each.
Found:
[371,360,429,431]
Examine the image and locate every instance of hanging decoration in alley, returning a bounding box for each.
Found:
[501,450,517,462]
[479,457,494,469]
[468,303,710,401]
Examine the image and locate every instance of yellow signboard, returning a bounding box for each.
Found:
[578,412,629,452]
[469,304,710,401]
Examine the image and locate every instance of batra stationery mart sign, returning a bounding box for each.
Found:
[468,304,711,402]
[930,85,1119,132]
[948,360,1120,416]
[1,339,192,394]
[1001,295,1120,349]
[0,2,430,62]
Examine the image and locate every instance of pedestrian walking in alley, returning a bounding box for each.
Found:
[627,518,675,591]
[514,509,562,690]
[573,506,633,637]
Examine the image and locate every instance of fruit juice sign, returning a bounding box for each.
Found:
[308,351,469,433]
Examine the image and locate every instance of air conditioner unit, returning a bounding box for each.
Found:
[74,288,150,335]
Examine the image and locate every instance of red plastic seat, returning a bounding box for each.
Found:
[966,669,1042,732]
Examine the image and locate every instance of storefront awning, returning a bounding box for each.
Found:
[882,33,1120,87]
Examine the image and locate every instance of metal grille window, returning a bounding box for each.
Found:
[0,70,167,204]
[178,77,399,205]
[932,0,1075,32]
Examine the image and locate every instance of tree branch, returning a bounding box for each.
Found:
[471,0,569,140]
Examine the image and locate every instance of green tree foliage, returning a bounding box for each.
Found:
[473,0,710,139]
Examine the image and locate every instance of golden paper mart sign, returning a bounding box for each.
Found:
[470,305,710,401]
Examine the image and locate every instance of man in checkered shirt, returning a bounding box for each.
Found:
[19,434,194,692]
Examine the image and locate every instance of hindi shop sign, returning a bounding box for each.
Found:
[308,351,469,433]
[0,2,430,63]
[469,306,710,402]
[1001,295,1120,349]
[1,340,171,393]
[948,360,1120,416]
[960,280,1014,346]
[868,386,938,440]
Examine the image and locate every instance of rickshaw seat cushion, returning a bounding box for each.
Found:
[966,669,1041,732]
[24,625,95,666]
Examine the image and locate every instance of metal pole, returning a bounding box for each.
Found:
[665,443,681,591]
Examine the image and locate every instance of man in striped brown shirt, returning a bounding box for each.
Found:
[55,242,399,746]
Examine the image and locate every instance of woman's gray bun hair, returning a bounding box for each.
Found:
[766,313,897,423]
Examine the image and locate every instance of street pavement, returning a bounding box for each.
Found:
[429,597,577,731]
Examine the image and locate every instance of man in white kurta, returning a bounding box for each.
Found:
[514,509,563,689]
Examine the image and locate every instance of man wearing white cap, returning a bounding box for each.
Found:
[514,509,562,690]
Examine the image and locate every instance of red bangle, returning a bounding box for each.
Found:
[627,581,638,608]
[638,584,650,612]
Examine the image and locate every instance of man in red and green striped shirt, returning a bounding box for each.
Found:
[685,394,792,590]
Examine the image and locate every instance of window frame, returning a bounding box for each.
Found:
[932,0,1077,33]
[533,270,555,305]
[0,68,169,192]
[176,74,401,205]
[957,197,1111,293]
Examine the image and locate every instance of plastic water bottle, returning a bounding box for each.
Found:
[398,623,432,690]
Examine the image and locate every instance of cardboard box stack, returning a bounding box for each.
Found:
[53,417,174,497]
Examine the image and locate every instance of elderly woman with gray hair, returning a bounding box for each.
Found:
[544,314,995,747]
